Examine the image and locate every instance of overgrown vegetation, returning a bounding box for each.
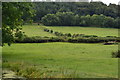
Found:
[3,61,79,78]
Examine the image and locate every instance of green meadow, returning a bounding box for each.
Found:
[2,25,119,78]
[22,25,118,37]
[22,25,55,37]
[2,43,118,78]
[46,26,118,37]
[2,2,119,79]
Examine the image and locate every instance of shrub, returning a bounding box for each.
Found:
[15,36,120,43]
[50,30,53,33]
[112,50,120,58]
[44,28,49,32]
[82,35,92,38]
[106,36,111,37]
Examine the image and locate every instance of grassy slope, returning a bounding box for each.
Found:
[46,26,118,37]
[22,25,118,37]
[3,25,118,78]
[22,25,56,37]
[3,43,118,78]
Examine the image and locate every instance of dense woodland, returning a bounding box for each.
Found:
[33,2,120,28]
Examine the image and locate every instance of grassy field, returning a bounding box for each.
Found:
[3,25,119,78]
[22,25,56,37]
[3,43,118,78]
[22,25,118,37]
[46,26,118,37]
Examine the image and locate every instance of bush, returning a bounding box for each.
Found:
[106,36,111,37]
[82,35,98,38]
[112,50,120,58]
[15,36,120,43]
[50,30,53,33]
[44,28,49,32]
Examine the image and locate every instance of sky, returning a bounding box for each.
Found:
[32,0,120,5]
[93,0,120,5]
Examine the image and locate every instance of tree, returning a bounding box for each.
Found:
[104,16,115,28]
[41,12,76,26]
[56,12,76,26]
[41,14,59,26]
[114,18,120,28]
[33,2,118,22]
[80,15,91,26]
[2,2,35,46]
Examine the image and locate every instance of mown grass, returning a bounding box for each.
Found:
[46,26,118,37]
[2,43,118,78]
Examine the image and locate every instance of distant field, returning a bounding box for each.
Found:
[22,25,118,37]
[46,26,118,37]
[3,43,118,78]
[22,25,55,37]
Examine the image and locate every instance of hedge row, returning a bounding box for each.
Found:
[15,36,120,43]
[15,36,65,43]
[44,28,100,38]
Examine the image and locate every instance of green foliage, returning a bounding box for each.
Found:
[41,14,59,26]
[41,12,76,26]
[33,2,118,22]
[42,12,120,28]
[56,12,76,26]
[90,14,105,27]
[112,50,120,58]
[2,2,35,45]
[104,17,115,28]
[15,36,120,43]
[80,15,91,26]
[34,2,119,28]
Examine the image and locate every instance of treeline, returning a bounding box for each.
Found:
[41,12,120,28]
[33,2,119,22]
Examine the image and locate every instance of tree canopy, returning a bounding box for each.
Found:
[33,2,119,22]
[41,12,120,28]
[2,2,35,46]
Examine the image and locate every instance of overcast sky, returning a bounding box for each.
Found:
[93,0,120,5]
[31,0,120,5]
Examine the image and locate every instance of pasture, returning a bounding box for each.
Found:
[46,26,118,37]
[3,43,118,78]
[22,25,118,37]
[2,25,119,78]
[22,25,55,37]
